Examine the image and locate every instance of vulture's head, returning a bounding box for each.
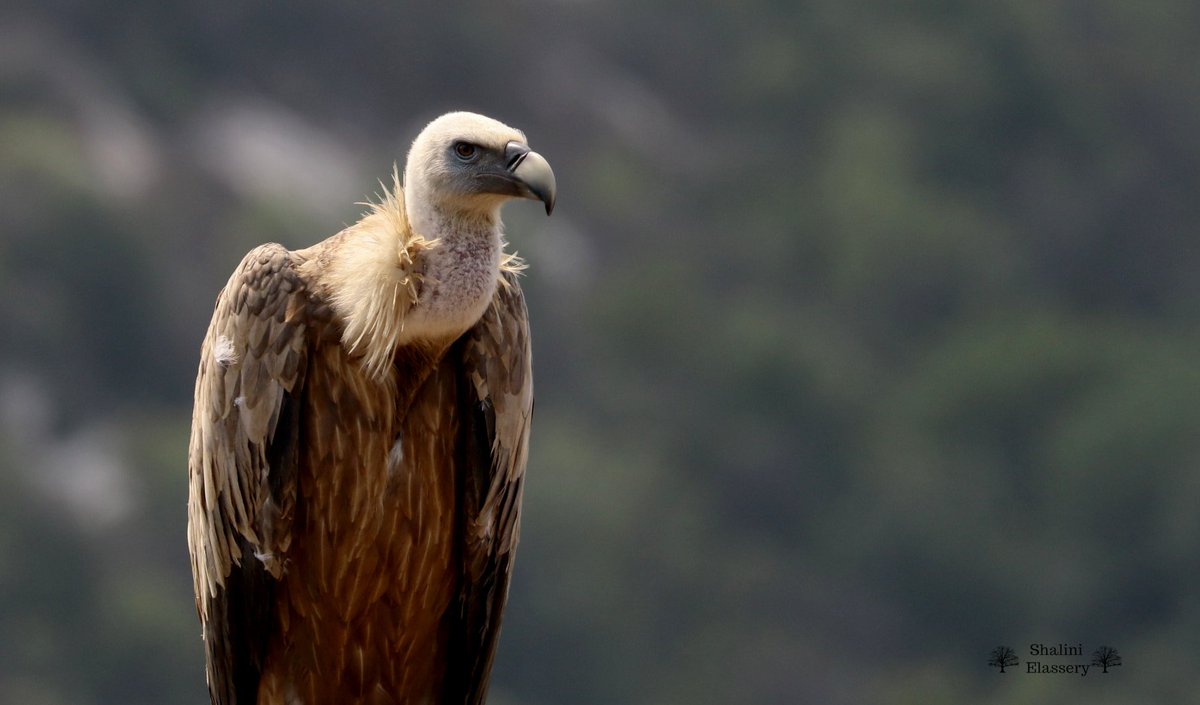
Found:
[404,111,556,221]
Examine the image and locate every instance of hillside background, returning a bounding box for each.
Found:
[2,1,1198,703]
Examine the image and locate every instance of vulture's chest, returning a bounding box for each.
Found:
[263,341,464,702]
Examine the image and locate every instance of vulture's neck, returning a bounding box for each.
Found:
[319,185,502,381]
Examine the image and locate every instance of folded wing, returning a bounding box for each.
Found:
[187,244,315,705]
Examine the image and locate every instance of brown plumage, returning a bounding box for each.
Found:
[187,112,555,704]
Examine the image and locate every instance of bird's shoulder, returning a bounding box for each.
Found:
[214,241,341,337]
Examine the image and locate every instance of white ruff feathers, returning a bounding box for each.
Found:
[327,172,435,381]
[325,170,525,382]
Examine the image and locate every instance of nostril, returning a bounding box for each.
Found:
[504,141,531,171]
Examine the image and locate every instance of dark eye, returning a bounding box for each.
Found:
[453,142,478,161]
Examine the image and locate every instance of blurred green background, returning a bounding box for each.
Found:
[2,1,1198,703]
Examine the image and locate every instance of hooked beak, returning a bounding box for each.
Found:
[504,141,557,215]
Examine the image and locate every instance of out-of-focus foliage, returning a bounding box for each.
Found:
[1,1,1197,703]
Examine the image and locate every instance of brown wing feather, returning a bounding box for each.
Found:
[446,270,534,704]
[187,244,316,705]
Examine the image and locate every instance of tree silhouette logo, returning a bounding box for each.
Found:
[1091,645,1122,673]
[988,645,1019,673]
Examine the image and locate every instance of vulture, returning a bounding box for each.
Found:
[187,112,555,705]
